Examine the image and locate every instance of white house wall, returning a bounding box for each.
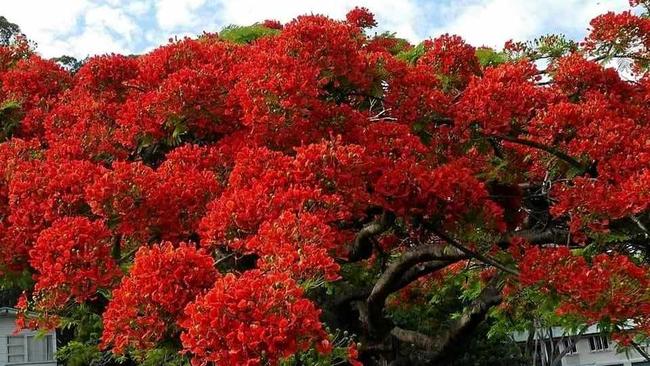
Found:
[0,314,56,366]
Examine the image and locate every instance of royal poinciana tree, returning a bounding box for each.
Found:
[1,2,650,365]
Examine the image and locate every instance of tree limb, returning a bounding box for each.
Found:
[348,211,395,262]
[391,327,436,350]
[389,280,503,364]
[490,134,592,175]
[632,340,650,362]
[366,244,467,338]
[498,227,570,247]
[430,227,519,276]
[426,280,503,361]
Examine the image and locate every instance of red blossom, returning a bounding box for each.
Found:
[262,19,283,30]
[180,270,329,366]
[0,5,648,360]
[419,34,481,89]
[345,7,377,28]
[29,217,121,306]
[101,242,217,354]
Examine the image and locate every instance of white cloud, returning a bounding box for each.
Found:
[209,0,421,40]
[84,5,138,42]
[0,0,636,58]
[126,0,153,16]
[155,0,207,29]
[0,0,144,58]
[63,26,131,57]
[1,0,89,56]
[425,0,630,48]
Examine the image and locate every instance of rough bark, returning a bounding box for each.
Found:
[348,211,395,262]
[366,244,467,338]
[390,280,503,364]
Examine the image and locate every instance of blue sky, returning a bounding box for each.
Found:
[0,0,632,59]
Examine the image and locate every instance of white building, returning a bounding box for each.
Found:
[0,307,56,366]
[514,325,650,366]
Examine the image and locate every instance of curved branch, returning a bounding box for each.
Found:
[430,227,519,276]
[348,211,395,262]
[490,134,590,174]
[391,327,436,350]
[395,261,456,290]
[498,227,570,248]
[366,244,467,338]
[391,280,503,362]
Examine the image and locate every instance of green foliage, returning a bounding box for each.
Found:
[397,42,426,65]
[219,24,280,44]
[371,31,412,55]
[59,304,104,343]
[0,266,33,291]
[140,347,190,366]
[475,47,508,67]
[0,16,21,46]
[165,115,189,146]
[505,34,578,61]
[280,329,358,366]
[56,341,103,366]
[280,345,350,366]
[52,55,85,73]
[0,100,22,142]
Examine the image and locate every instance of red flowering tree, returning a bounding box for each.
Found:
[1,2,650,365]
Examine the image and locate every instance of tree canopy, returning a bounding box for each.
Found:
[0,3,650,365]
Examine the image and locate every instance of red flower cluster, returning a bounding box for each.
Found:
[419,34,481,89]
[85,159,220,242]
[549,54,631,97]
[180,270,329,366]
[0,3,649,361]
[455,61,549,135]
[3,157,105,271]
[262,19,283,30]
[384,57,452,129]
[519,246,650,337]
[29,217,120,306]
[586,11,650,51]
[346,7,377,28]
[1,55,70,138]
[585,10,650,74]
[246,211,342,281]
[528,80,650,234]
[101,243,217,354]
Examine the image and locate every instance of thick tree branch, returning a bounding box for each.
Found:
[395,261,456,290]
[498,227,570,247]
[632,340,650,362]
[389,280,502,364]
[111,234,122,260]
[430,227,519,276]
[430,281,502,361]
[550,334,579,366]
[348,211,395,262]
[391,327,436,350]
[366,244,467,338]
[490,134,592,175]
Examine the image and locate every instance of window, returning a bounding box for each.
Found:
[27,335,54,361]
[563,339,577,355]
[7,336,25,363]
[6,334,54,363]
[588,335,609,351]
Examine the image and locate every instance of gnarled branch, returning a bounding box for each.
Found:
[348,211,395,262]
[390,280,503,363]
[431,227,519,276]
[490,134,592,175]
[366,244,467,338]
[498,227,570,247]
